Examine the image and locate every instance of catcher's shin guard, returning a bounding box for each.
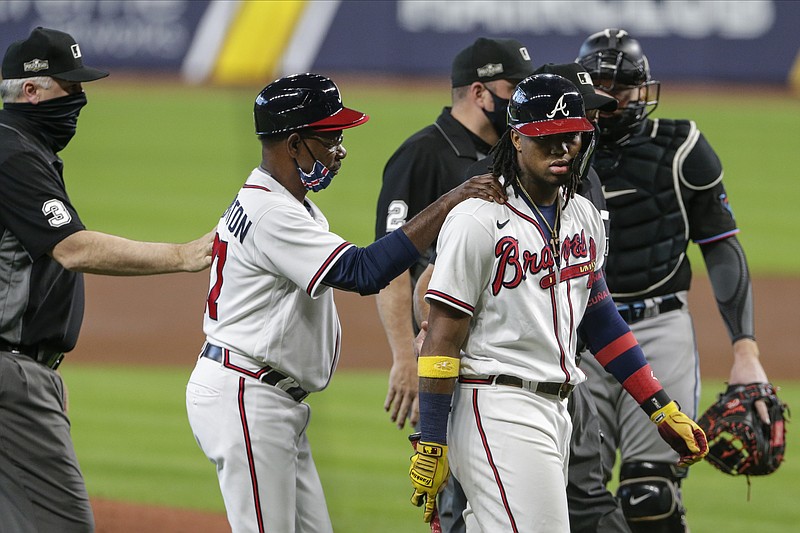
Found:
[617,462,689,533]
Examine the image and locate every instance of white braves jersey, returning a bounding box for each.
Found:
[426,184,606,386]
[203,167,354,391]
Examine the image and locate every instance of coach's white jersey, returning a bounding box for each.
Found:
[426,184,606,386]
[203,167,354,392]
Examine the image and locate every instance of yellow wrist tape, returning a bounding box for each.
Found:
[418,356,460,379]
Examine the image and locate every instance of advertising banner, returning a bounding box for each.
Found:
[0,1,797,85]
[314,0,800,84]
[0,0,210,73]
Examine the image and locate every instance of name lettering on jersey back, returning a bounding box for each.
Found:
[491,231,597,295]
[222,197,252,244]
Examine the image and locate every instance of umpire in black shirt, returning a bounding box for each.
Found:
[0,27,211,532]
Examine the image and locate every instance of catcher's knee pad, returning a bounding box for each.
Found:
[617,462,688,533]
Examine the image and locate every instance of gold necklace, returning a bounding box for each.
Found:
[516,178,561,260]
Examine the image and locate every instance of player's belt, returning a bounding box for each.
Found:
[459,375,574,400]
[616,294,684,325]
[0,343,65,370]
[200,343,309,401]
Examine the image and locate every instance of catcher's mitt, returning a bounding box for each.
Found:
[698,383,788,476]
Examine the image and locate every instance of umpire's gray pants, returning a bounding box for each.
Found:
[566,384,631,533]
[0,351,94,532]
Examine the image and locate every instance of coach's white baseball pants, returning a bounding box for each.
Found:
[186,356,332,533]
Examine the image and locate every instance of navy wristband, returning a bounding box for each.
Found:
[418,391,452,444]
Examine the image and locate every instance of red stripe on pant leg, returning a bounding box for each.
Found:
[238,378,265,533]
[471,389,519,532]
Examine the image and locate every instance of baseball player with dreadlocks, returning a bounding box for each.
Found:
[574,28,773,532]
[407,73,707,532]
[435,61,629,533]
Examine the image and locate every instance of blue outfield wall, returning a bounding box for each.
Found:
[315,0,800,84]
[0,0,797,85]
[0,0,210,73]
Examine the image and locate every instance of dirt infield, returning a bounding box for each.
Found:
[71,272,799,531]
[73,272,799,377]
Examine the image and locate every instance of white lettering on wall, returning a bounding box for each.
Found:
[0,0,190,58]
[397,0,775,39]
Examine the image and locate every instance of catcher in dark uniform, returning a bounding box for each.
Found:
[574,28,783,532]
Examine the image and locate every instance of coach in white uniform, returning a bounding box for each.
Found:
[408,74,708,532]
[185,73,506,533]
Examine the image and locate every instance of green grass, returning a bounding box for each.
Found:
[62,365,800,531]
[654,92,800,274]
[51,81,800,529]
[60,81,800,272]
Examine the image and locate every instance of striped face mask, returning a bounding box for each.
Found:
[295,139,334,192]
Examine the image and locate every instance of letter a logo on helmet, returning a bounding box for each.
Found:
[508,74,592,137]
[546,94,570,119]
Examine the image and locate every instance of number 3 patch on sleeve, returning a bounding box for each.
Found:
[42,199,72,227]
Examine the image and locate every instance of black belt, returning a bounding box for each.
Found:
[616,294,683,325]
[460,375,574,400]
[200,343,308,402]
[0,343,64,370]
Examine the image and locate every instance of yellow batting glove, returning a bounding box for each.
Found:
[650,401,709,466]
[409,441,449,523]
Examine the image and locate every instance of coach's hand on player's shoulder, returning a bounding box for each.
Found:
[650,400,709,466]
[444,173,507,207]
[181,229,215,272]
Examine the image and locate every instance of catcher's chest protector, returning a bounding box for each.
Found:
[594,119,694,297]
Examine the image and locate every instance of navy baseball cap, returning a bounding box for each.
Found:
[451,37,534,88]
[534,63,618,113]
[2,27,108,82]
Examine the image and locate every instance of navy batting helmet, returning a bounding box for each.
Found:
[508,74,596,181]
[576,28,659,145]
[254,73,368,136]
[508,73,594,137]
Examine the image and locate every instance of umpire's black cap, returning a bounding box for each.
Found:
[2,27,108,82]
[254,73,369,136]
[534,63,618,112]
[451,37,533,88]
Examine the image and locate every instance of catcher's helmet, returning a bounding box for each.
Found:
[576,28,659,145]
[254,73,369,136]
[508,74,596,181]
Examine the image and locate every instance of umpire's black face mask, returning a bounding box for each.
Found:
[4,91,88,152]
[482,87,510,138]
